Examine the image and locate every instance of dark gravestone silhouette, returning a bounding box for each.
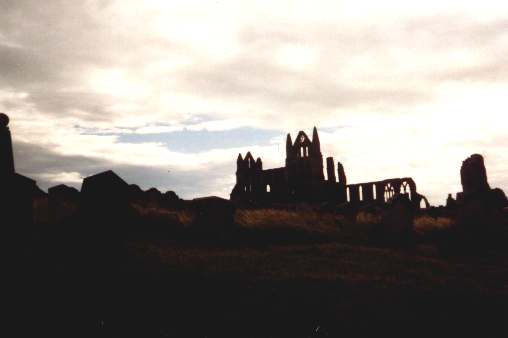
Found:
[162,190,181,208]
[80,170,133,230]
[48,184,80,223]
[81,170,130,204]
[446,193,456,209]
[79,170,134,270]
[128,183,144,202]
[144,187,163,206]
[49,183,80,199]
[188,196,236,233]
[127,184,181,209]
[379,194,415,247]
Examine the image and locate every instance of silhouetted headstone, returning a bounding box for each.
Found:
[79,170,134,269]
[144,187,163,207]
[81,170,130,210]
[446,193,456,209]
[126,184,181,209]
[380,194,415,247]
[128,184,144,202]
[162,190,181,208]
[188,196,236,231]
[48,184,79,200]
[48,184,80,223]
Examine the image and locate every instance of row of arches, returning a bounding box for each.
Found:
[346,181,414,204]
[243,184,274,193]
[242,184,274,193]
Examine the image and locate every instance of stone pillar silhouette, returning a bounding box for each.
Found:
[0,113,36,262]
[337,162,347,185]
[311,126,321,156]
[0,113,15,178]
[460,154,490,196]
[326,157,336,182]
[455,154,508,251]
[286,133,294,159]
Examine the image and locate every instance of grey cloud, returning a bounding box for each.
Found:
[177,53,430,117]
[430,57,508,83]
[401,17,508,49]
[174,18,507,117]
[2,2,508,124]
[0,1,189,122]
[13,139,234,199]
[28,90,118,120]
[13,140,105,184]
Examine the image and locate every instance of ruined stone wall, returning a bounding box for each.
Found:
[231,152,264,202]
[346,177,424,208]
[460,154,490,196]
[285,128,324,189]
[230,126,422,207]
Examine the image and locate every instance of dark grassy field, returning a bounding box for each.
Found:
[15,207,508,337]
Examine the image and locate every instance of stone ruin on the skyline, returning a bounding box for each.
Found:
[447,154,507,212]
[230,126,430,208]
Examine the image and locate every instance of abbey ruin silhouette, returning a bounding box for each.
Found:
[231,126,430,208]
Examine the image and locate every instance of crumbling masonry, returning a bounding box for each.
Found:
[231,127,428,208]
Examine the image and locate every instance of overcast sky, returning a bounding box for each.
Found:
[1,0,507,204]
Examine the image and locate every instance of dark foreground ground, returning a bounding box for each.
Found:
[10,236,508,338]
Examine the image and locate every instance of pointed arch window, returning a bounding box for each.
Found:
[400,181,411,199]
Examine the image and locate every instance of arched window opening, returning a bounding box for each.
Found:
[420,198,427,209]
[346,187,350,202]
[266,184,271,193]
[247,158,251,168]
[359,186,363,201]
[373,184,377,200]
[300,147,304,157]
[400,181,411,200]
[384,183,395,202]
[305,146,309,157]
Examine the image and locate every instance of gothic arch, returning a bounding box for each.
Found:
[400,181,412,200]
[384,183,395,202]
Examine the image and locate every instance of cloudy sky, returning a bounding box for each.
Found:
[1,0,507,204]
